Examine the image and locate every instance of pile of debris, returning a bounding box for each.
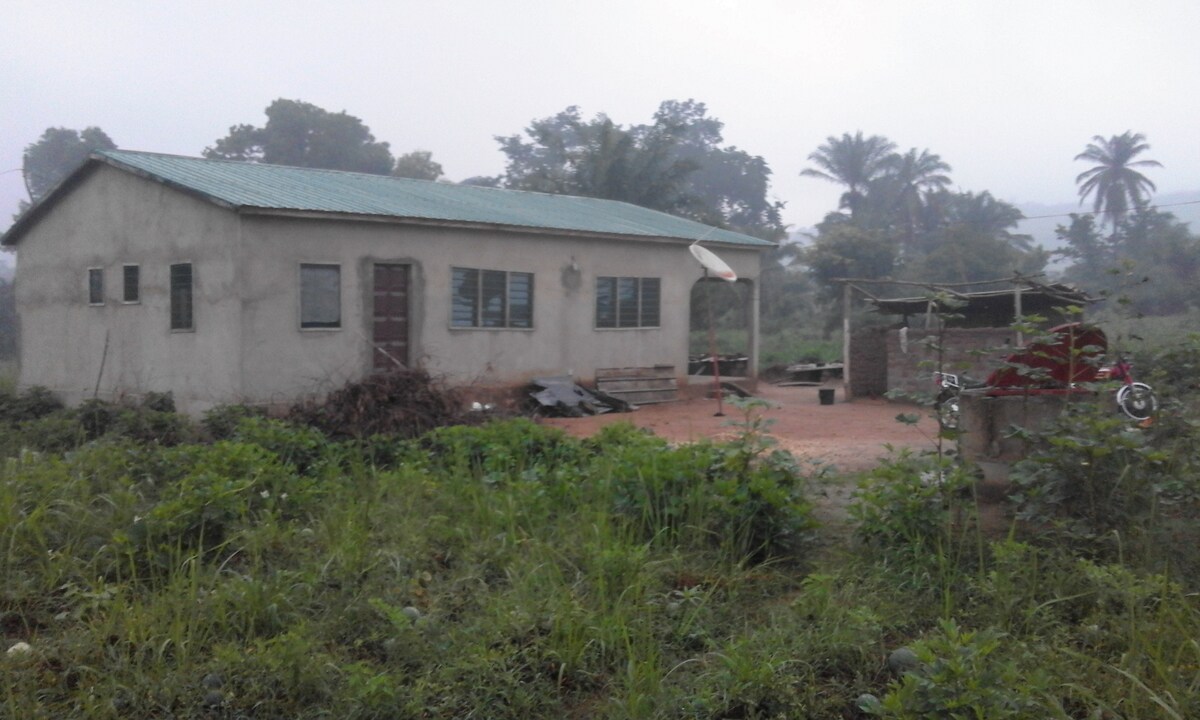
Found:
[289,369,474,439]
[528,376,632,417]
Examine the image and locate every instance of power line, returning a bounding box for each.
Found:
[1020,199,1200,222]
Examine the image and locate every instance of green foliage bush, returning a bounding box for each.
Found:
[0,384,63,422]
[851,451,973,569]
[865,619,1054,718]
[1007,401,1194,559]
[201,402,267,440]
[2,395,1198,718]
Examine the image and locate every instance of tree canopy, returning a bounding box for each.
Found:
[204,99,394,175]
[496,100,785,240]
[801,132,897,219]
[1075,131,1162,228]
[392,150,443,181]
[798,133,1044,295]
[21,126,117,206]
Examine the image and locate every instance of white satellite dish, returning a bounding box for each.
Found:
[689,243,737,282]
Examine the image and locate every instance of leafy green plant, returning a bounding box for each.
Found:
[865,619,1058,718]
[201,402,267,440]
[0,384,63,422]
[850,451,973,566]
[1007,400,1184,557]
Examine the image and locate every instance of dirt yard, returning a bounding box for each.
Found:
[540,381,990,534]
[540,381,938,473]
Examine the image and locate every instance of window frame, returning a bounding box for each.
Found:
[299,263,342,330]
[450,267,534,330]
[595,276,661,329]
[87,267,105,306]
[122,264,140,304]
[169,262,194,332]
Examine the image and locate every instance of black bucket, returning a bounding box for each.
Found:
[818,388,835,406]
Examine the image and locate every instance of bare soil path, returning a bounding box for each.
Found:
[541,382,939,473]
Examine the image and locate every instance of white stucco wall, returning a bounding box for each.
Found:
[236,214,764,405]
[14,165,243,412]
[12,165,766,413]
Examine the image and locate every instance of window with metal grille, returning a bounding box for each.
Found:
[596,277,660,328]
[122,265,140,303]
[170,263,193,331]
[88,268,104,305]
[300,264,341,328]
[451,267,533,329]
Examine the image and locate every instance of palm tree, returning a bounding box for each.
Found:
[801,132,896,219]
[881,148,952,250]
[1074,131,1162,228]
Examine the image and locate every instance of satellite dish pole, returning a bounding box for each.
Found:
[689,241,738,417]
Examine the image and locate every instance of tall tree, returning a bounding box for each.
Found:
[204,99,394,174]
[497,106,696,213]
[884,148,952,236]
[497,100,785,239]
[1074,131,1162,228]
[800,132,896,218]
[1058,208,1200,316]
[901,191,1043,284]
[650,100,785,239]
[392,150,443,181]
[21,126,116,206]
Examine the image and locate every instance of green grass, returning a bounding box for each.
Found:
[1,392,1199,718]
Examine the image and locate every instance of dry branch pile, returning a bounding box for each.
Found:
[287,369,474,439]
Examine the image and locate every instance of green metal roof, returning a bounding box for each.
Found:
[67,150,769,247]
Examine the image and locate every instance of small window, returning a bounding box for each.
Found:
[170,263,193,331]
[596,277,660,328]
[122,265,140,303]
[88,268,104,305]
[300,264,341,329]
[451,267,534,329]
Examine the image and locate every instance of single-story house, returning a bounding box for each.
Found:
[1,150,773,414]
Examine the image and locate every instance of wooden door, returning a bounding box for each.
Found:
[372,264,410,371]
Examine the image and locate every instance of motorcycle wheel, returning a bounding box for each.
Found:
[936,392,960,430]
[1116,382,1157,421]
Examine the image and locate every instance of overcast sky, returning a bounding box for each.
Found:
[3,0,1198,239]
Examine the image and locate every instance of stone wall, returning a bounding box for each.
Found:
[849,325,1022,399]
[886,326,1019,396]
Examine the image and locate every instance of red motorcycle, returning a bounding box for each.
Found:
[1097,357,1158,421]
[934,324,1158,429]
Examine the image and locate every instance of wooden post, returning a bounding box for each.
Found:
[842,283,852,399]
[1014,285,1023,347]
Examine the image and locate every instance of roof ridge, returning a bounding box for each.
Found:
[6,149,773,250]
[97,149,685,209]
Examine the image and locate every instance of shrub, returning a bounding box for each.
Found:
[0,385,63,423]
[16,411,88,453]
[110,406,194,445]
[202,402,267,440]
[231,417,335,475]
[850,451,973,572]
[76,398,118,439]
[864,619,1053,718]
[1007,401,1186,557]
[600,400,818,563]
